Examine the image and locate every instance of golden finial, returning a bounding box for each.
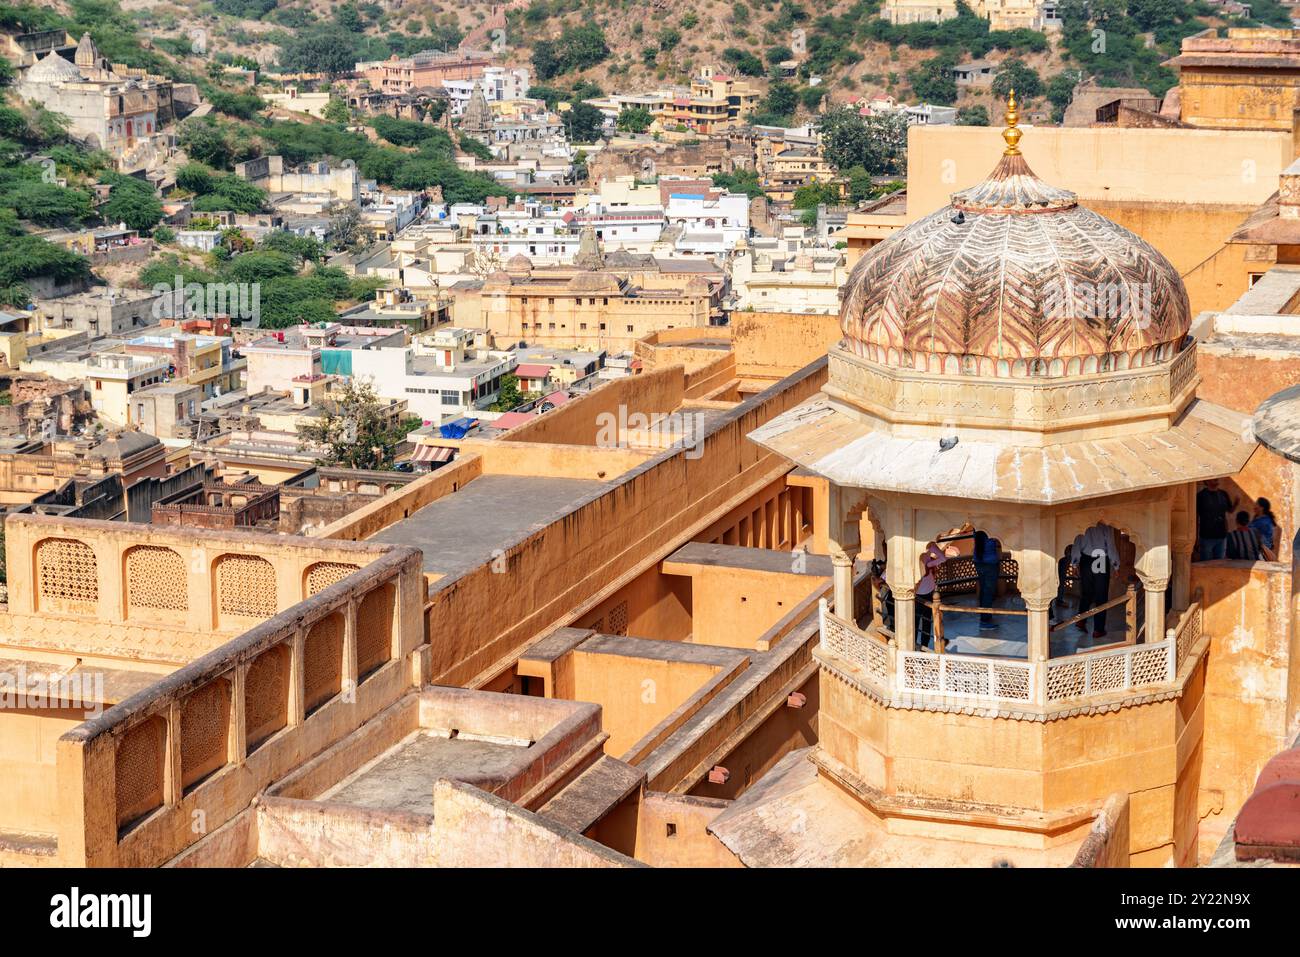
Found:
[1002,89,1022,156]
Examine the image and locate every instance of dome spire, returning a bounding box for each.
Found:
[1002,90,1021,156]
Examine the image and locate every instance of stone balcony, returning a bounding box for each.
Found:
[816,599,1206,721]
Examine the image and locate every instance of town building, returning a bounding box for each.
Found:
[14,35,170,170]
[444,66,531,115]
[356,48,496,95]
[234,155,361,204]
[1167,28,1300,131]
[881,0,1060,30]
[730,243,847,315]
[476,242,715,352]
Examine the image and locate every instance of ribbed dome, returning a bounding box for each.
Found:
[27,50,82,83]
[840,109,1190,379]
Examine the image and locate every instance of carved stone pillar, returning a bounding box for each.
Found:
[831,550,856,622]
[1140,575,1169,643]
[1023,595,1054,663]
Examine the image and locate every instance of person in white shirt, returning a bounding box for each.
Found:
[1072,525,1119,639]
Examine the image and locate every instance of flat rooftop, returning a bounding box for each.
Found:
[370,473,607,576]
[321,730,529,815]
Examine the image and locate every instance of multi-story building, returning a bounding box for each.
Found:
[665,188,751,251]
[241,325,406,395]
[356,48,495,94]
[1168,28,1300,131]
[479,258,713,352]
[443,66,531,115]
[756,144,838,205]
[569,203,666,248]
[15,35,167,168]
[730,245,847,315]
[880,0,1059,29]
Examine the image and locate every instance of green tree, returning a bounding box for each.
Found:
[792,180,841,211]
[816,106,907,175]
[992,58,1042,99]
[101,182,163,232]
[279,27,359,76]
[908,54,957,105]
[175,162,214,195]
[490,373,524,412]
[711,168,764,198]
[334,2,364,32]
[329,204,362,251]
[1047,70,1081,122]
[616,106,654,133]
[957,104,990,126]
[722,47,764,77]
[322,96,350,124]
[564,102,605,143]
[297,378,409,470]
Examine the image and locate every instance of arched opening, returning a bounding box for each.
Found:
[915,522,1023,653]
[1050,522,1142,651]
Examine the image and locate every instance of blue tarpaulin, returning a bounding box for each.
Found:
[439,417,478,439]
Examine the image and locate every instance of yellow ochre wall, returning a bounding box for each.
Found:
[569,650,724,759]
[818,663,1205,865]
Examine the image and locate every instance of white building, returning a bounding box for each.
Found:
[443,66,531,115]
[665,191,750,252]
[570,202,665,248]
[349,327,516,424]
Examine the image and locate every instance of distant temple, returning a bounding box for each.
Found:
[15,34,172,167]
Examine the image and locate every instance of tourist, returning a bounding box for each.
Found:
[1227,511,1275,562]
[1196,478,1237,561]
[1054,534,1083,624]
[915,542,947,649]
[1074,524,1119,640]
[869,559,894,633]
[971,530,1001,631]
[1251,497,1278,553]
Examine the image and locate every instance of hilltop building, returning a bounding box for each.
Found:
[14,34,171,169]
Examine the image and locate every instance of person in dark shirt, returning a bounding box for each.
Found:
[1196,479,1236,561]
[1251,497,1278,553]
[971,530,1001,631]
[1227,511,1276,562]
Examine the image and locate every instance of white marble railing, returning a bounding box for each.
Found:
[819,600,891,688]
[897,649,1036,703]
[820,600,1192,711]
[1043,639,1174,703]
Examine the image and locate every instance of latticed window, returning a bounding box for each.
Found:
[214,554,277,622]
[304,613,344,714]
[607,601,629,636]
[179,679,230,790]
[355,584,394,680]
[303,561,359,598]
[115,716,165,831]
[36,537,98,613]
[125,546,187,614]
[244,646,288,751]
